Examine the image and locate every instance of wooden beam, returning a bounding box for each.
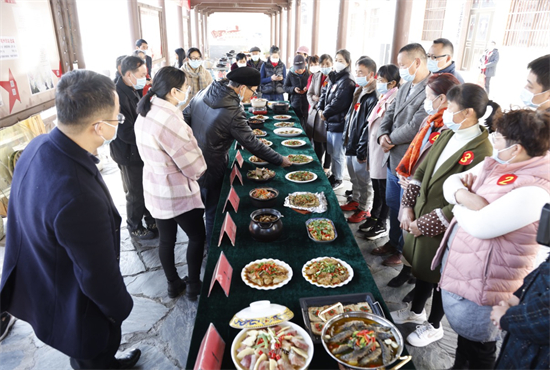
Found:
[279,9,283,51]
[336,0,349,50]
[177,5,184,48]
[194,9,200,48]
[159,0,170,67]
[127,0,140,50]
[191,0,288,6]
[390,0,413,64]
[203,13,209,57]
[311,0,320,56]
[286,0,293,67]
[0,100,55,128]
[294,0,301,55]
[275,11,280,46]
[270,14,274,45]
[187,10,193,48]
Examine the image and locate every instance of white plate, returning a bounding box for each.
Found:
[252,129,267,137]
[288,154,313,165]
[258,139,273,147]
[281,139,306,148]
[248,156,268,166]
[274,127,303,137]
[241,259,293,290]
[273,115,292,120]
[274,122,296,128]
[231,321,314,370]
[285,171,318,183]
[250,115,269,121]
[302,257,354,288]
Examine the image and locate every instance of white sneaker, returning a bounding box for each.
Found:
[390,303,427,324]
[407,321,444,347]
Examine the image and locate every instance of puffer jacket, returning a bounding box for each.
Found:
[260,59,286,95]
[432,153,550,306]
[318,68,356,132]
[343,86,378,160]
[183,79,283,188]
[284,69,310,118]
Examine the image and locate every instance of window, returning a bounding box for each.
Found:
[422,0,447,41]
[503,0,550,48]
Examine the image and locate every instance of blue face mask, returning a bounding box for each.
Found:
[99,121,118,146]
[442,109,465,132]
[189,59,203,69]
[520,88,549,108]
[131,73,146,90]
[376,82,388,95]
[356,76,368,87]
[320,67,332,75]
[427,59,441,73]
[399,61,417,82]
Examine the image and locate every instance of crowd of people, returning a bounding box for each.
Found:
[0,34,548,370]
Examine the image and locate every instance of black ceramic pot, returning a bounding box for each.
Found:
[273,103,290,114]
[249,188,279,208]
[249,208,283,242]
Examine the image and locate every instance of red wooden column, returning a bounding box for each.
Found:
[336,0,349,50]
[311,0,320,56]
[279,9,283,50]
[294,0,301,54]
[286,0,293,66]
[390,0,413,64]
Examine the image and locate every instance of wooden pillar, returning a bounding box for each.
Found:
[390,0,413,64]
[275,12,280,46]
[177,5,184,47]
[286,1,293,67]
[194,9,200,48]
[187,12,193,48]
[127,0,140,49]
[270,14,274,45]
[294,0,301,53]
[63,0,86,69]
[159,0,169,67]
[203,13,209,57]
[336,0,349,51]
[279,10,283,50]
[311,0,320,56]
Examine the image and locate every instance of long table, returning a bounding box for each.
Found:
[186,108,412,369]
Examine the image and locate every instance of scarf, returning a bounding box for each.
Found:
[181,62,210,97]
[396,108,446,178]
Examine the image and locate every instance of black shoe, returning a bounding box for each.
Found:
[117,348,141,369]
[0,312,16,342]
[185,279,202,301]
[146,223,159,238]
[345,190,352,197]
[331,180,343,190]
[167,277,187,298]
[402,288,415,303]
[362,222,388,240]
[129,226,155,240]
[388,265,412,288]
[328,174,336,185]
[358,217,378,232]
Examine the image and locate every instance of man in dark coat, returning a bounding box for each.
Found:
[426,38,464,83]
[135,38,153,78]
[247,46,264,71]
[284,55,310,128]
[480,41,499,94]
[111,56,156,239]
[184,67,291,244]
[0,70,140,369]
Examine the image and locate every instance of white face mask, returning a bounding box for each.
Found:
[309,65,320,74]
[334,61,347,73]
[442,109,466,132]
[489,134,518,164]
[427,58,441,73]
[399,60,417,82]
[189,59,203,69]
[174,88,189,107]
[237,62,247,68]
[424,95,441,115]
[251,55,260,62]
[520,88,549,108]
[271,57,279,64]
[97,121,118,146]
[376,82,388,95]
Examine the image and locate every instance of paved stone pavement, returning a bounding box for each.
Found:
[0,160,474,369]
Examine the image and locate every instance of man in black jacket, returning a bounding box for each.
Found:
[0,70,140,369]
[184,67,291,244]
[111,56,156,240]
[426,38,464,83]
[284,55,310,129]
[247,46,264,71]
[340,57,378,224]
[135,38,152,78]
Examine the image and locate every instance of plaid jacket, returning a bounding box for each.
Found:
[496,258,549,369]
[135,97,206,220]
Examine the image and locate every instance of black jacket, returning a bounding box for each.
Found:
[183,79,283,188]
[110,78,143,166]
[247,59,264,72]
[284,70,310,117]
[343,87,378,159]
[319,68,356,132]
[438,61,464,83]
[0,128,133,359]
[260,60,286,95]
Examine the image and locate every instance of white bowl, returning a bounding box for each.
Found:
[251,98,268,108]
[274,128,303,137]
[302,257,354,288]
[231,321,314,370]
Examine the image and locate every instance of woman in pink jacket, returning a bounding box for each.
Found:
[432,109,550,369]
[135,67,207,300]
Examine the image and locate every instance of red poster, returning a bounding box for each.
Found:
[229,164,243,186]
[193,324,225,370]
[222,186,240,213]
[208,251,233,297]
[217,212,237,247]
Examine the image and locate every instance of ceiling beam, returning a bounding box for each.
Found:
[191,0,287,6]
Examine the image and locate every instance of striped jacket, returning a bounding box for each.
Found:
[135,97,206,220]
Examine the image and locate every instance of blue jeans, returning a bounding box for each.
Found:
[326,131,345,181]
[386,168,404,252]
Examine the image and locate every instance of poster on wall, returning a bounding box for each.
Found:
[28,48,54,95]
[0,36,18,60]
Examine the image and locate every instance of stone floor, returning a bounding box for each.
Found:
[0,159,460,370]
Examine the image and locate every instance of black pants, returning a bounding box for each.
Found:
[156,208,206,283]
[371,178,389,222]
[411,279,445,328]
[485,76,492,94]
[313,141,331,169]
[453,335,497,370]
[200,180,223,247]
[70,324,121,369]
[118,164,154,231]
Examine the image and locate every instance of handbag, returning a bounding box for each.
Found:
[311,108,327,143]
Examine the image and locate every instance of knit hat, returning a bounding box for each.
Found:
[249,46,261,53]
[296,45,310,55]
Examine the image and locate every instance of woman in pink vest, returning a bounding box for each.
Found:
[432,109,550,369]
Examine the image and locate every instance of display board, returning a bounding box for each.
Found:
[0,0,61,119]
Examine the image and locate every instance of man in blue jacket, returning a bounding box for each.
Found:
[0,70,140,369]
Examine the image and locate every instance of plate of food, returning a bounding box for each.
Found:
[273,115,292,121]
[247,167,276,182]
[252,129,267,137]
[285,171,317,183]
[274,121,295,128]
[282,139,306,148]
[288,154,313,165]
[241,259,293,290]
[274,128,303,137]
[284,192,328,213]
[250,115,269,121]
[302,257,353,288]
[258,138,273,147]
[249,187,279,208]
[249,155,268,165]
[248,119,265,128]
[305,218,337,243]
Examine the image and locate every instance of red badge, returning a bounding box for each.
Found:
[428,132,440,144]
[497,174,518,186]
[354,103,360,112]
[322,80,328,87]
[459,151,474,165]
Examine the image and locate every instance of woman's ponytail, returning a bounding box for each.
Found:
[137,88,156,117]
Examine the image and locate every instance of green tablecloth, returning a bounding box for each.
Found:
[186,108,412,369]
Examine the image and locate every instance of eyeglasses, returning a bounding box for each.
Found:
[426,54,448,60]
[246,86,258,98]
[94,113,125,126]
